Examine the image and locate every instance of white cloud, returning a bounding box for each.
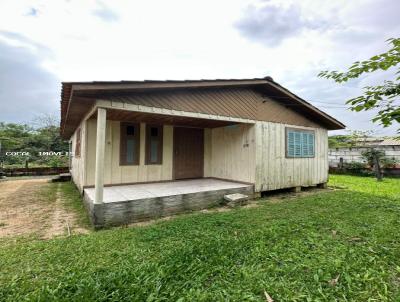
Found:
[0,0,398,134]
[235,2,330,46]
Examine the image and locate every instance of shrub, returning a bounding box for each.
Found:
[337,161,374,176]
[380,157,398,168]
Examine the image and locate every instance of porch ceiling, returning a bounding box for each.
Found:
[90,108,241,128]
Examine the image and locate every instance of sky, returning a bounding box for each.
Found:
[0,0,399,135]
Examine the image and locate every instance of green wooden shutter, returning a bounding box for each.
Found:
[308,133,315,156]
[287,129,315,157]
[287,131,295,157]
[301,132,308,156]
[294,132,301,157]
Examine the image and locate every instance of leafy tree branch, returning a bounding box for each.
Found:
[319,38,400,133]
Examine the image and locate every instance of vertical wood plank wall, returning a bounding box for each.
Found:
[203,128,212,177]
[206,124,256,184]
[71,118,328,191]
[70,120,86,192]
[254,122,328,192]
[85,119,173,186]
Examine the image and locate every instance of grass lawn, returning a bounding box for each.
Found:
[0,175,399,301]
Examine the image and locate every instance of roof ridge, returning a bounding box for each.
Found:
[61,77,271,85]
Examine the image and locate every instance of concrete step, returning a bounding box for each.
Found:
[52,173,71,182]
[224,193,249,207]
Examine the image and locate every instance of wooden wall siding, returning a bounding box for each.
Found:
[70,114,327,191]
[208,124,256,183]
[254,122,328,192]
[203,129,212,177]
[85,120,173,186]
[256,96,321,128]
[108,88,258,120]
[70,119,86,192]
[106,87,321,128]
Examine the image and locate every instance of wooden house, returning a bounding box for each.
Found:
[60,77,345,227]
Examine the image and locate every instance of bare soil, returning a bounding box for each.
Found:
[0,178,89,239]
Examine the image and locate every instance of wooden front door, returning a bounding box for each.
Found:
[173,127,204,179]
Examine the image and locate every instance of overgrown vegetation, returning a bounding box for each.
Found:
[0,175,400,301]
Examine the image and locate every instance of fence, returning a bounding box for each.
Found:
[1,167,69,177]
[329,146,400,167]
[328,146,400,177]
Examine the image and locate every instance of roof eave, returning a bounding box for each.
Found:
[60,78,346,137]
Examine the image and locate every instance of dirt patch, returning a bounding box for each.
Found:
[261,187,330,204]
[0,178,89,239]
[42,184,89,239]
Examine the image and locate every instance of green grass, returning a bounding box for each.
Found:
[57,182,92,229]
[0,175,399,301]
[38,180,92,229]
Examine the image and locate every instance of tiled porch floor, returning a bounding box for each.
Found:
[84,178,252,203]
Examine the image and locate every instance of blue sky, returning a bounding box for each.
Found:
[0,0,399,135]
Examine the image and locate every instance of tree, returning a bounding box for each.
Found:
[319,38,400,134]
[0,123,33,166]
[0,114,69,168]
[328,130,375,148]
[328,135,352,148]
[347,130,375,147]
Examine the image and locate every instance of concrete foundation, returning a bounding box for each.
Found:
[83,178,254,228]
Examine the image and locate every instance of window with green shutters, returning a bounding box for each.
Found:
[286,128,315,158]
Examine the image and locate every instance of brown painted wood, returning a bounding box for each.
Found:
[173,127,204,180]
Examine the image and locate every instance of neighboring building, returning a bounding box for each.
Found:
[60,77,344,227]
[329,138,400,167]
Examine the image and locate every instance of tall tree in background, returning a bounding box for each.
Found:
[319,38,400,134]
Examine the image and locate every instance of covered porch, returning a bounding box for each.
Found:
[81,104,256,227]
[83,178,254,227]
[87,104,256,196]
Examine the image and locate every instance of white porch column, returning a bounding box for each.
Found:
[94,107,107,204]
